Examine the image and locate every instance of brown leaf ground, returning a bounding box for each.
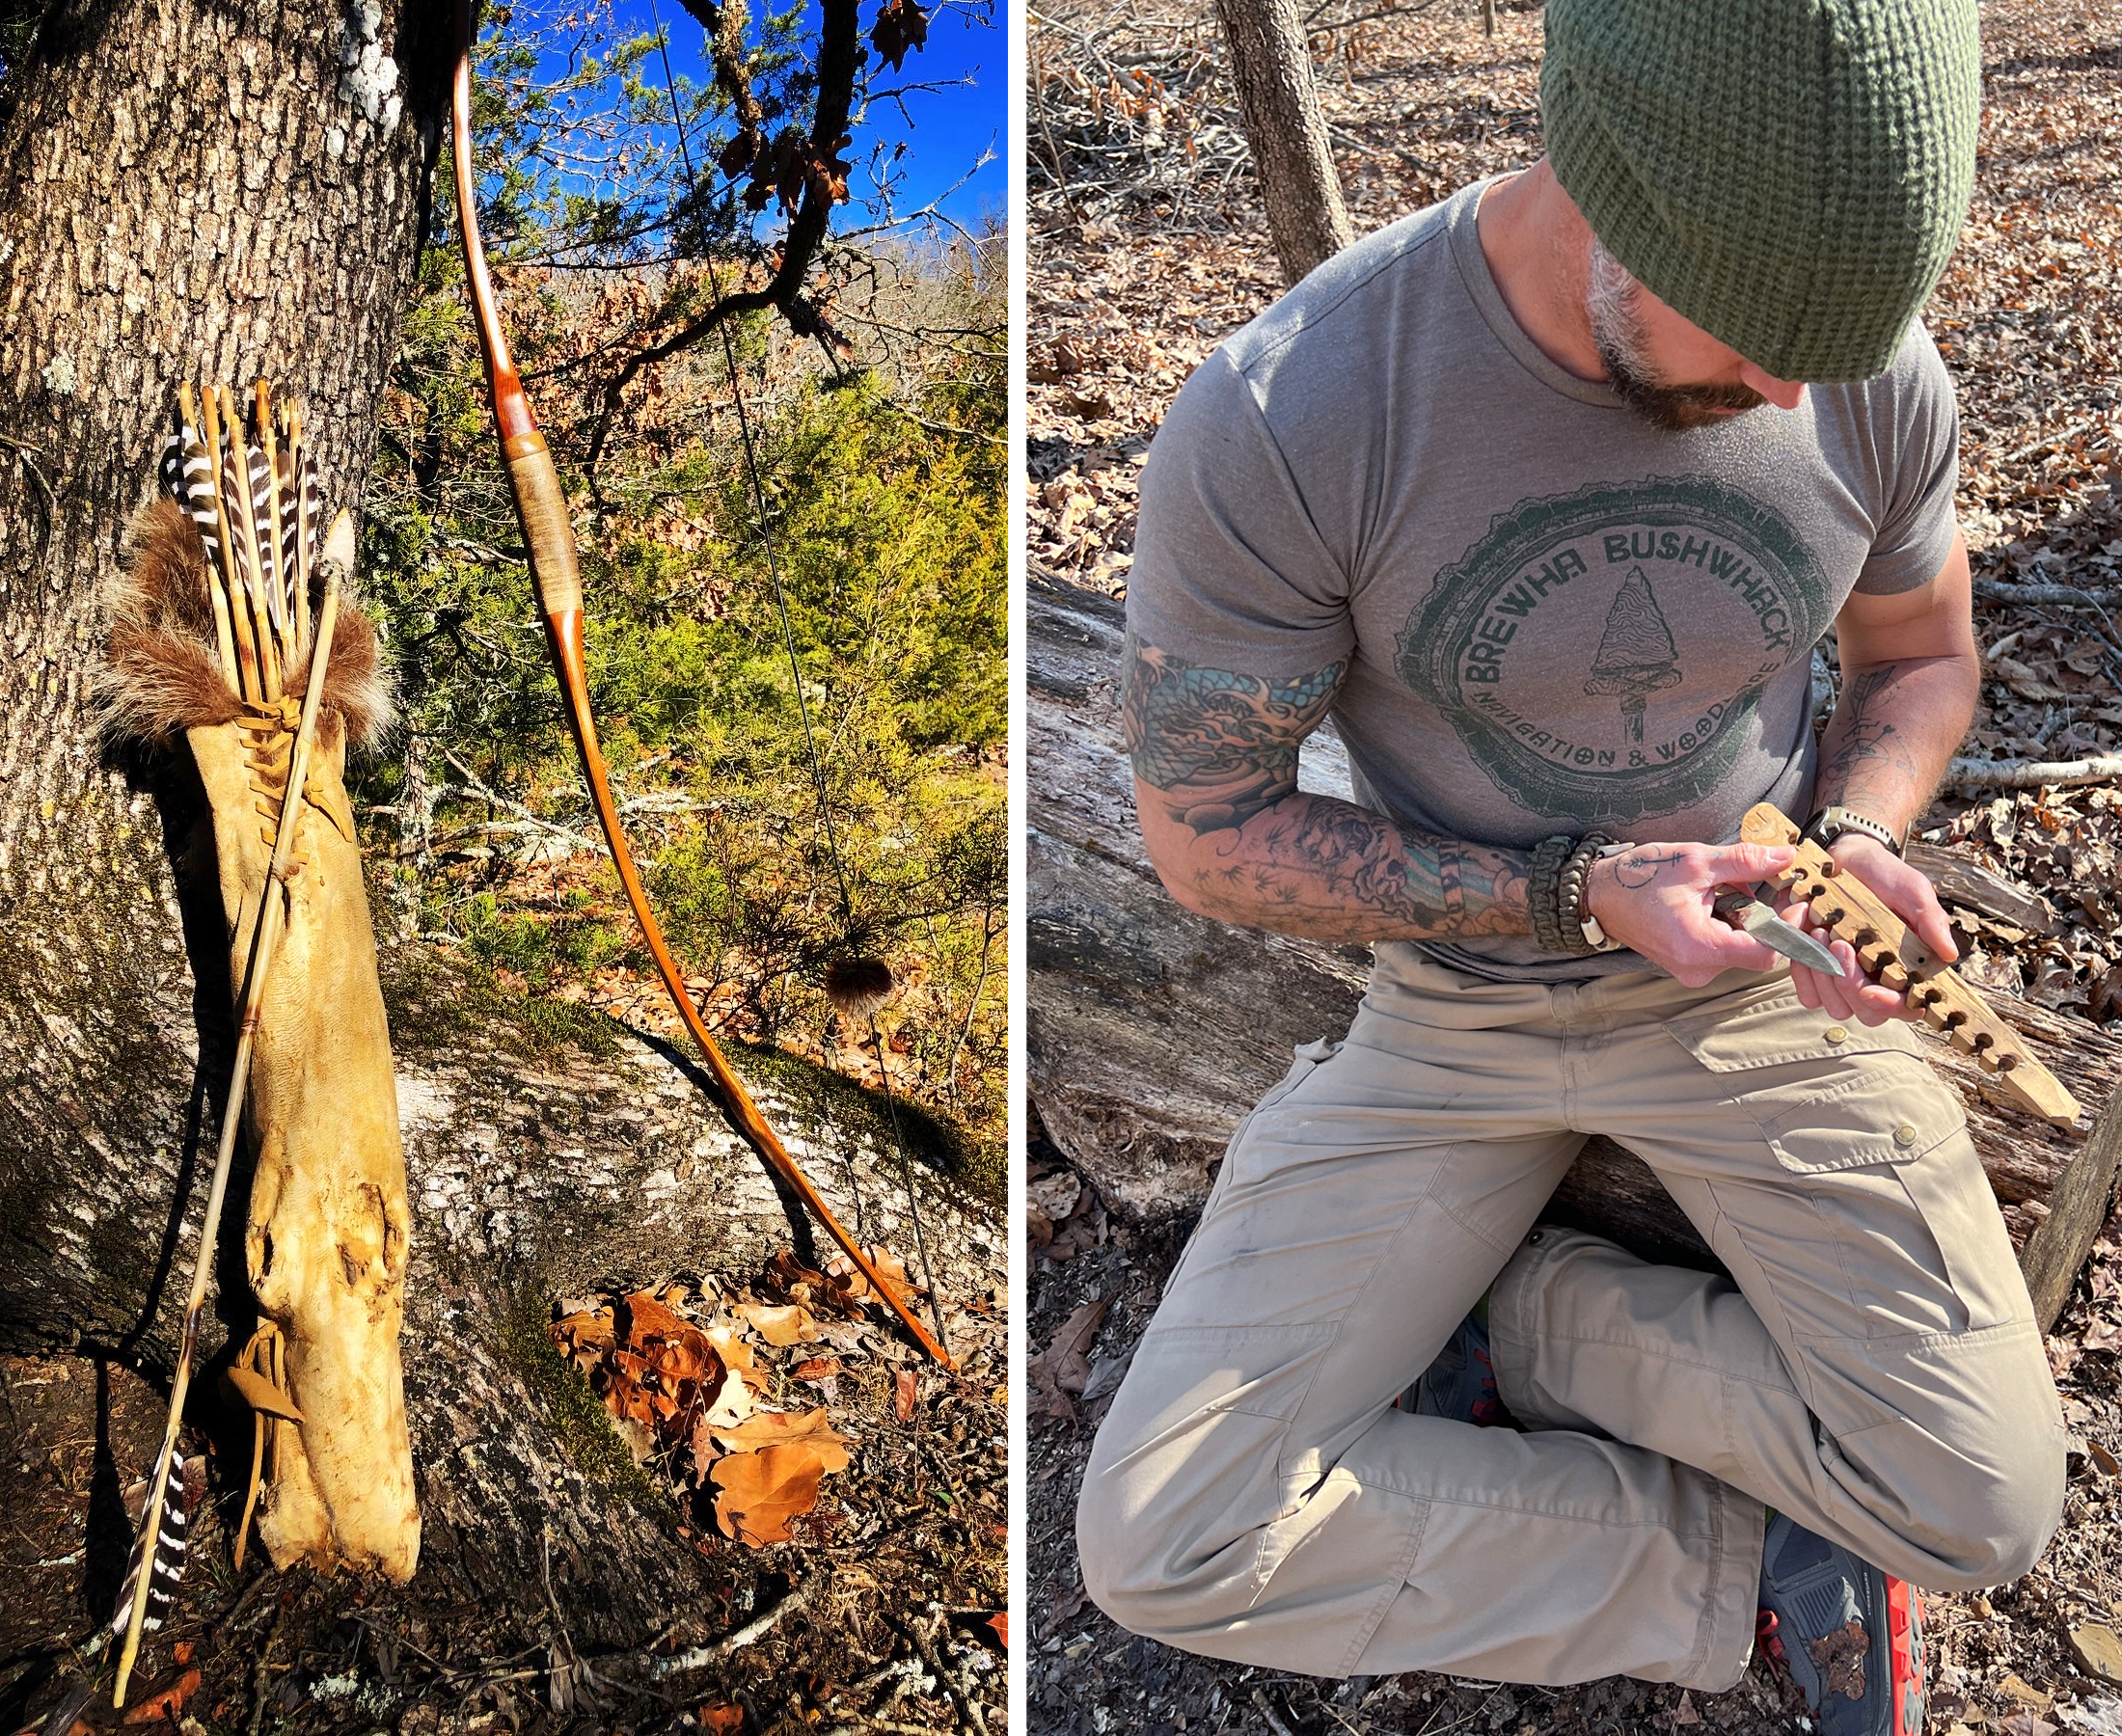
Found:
[1,1255,1004,1735]
[1026,2,2122,1732]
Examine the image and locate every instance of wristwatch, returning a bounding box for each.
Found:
[1805,804,1903,856]
[1577,843,1632,951]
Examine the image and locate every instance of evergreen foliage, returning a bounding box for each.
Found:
[357,4,1005,1185]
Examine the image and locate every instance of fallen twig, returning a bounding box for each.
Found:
[907,1609,988,1736]
[1253,1686,1301,1736]
[651,1580,819,1678]
[1974,580,2122,608]
[1946,754,2122,789]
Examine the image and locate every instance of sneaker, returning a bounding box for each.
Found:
[1401,1312,1510,1426]
[1755,1514,1925,1736]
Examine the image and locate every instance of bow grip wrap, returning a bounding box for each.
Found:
[502,430,584,618]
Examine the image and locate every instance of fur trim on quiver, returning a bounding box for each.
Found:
[102,497,392,748]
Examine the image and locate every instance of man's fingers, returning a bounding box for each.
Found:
[1707,841,1796,887]
[1824,840,1960,964]
[1803,929,1864,1020]
[1675,909,1781,982]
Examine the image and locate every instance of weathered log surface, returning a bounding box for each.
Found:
[1027,569,2122,1317]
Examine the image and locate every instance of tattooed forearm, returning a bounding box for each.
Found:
[1123,634,1531,941]
[1226,804,1533,939]
[1820,665,1919,787]
[1813,658,1963,833]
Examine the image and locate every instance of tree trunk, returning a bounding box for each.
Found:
[0,7,1002,1722]
[1027,568,2122,1330]
[1210,0,1353,285]
[0,0,453,1367]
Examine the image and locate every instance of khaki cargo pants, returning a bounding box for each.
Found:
[1076,947,2065,1690]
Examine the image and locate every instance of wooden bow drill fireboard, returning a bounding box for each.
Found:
[450,0,950,1369]
[1740,801,2081,1128]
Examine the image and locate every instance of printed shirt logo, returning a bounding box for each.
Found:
[1398,475,1830,824]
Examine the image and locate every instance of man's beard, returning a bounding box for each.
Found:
[1586,237,1767,431]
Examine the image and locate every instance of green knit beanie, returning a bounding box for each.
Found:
[1541,0,1981,382]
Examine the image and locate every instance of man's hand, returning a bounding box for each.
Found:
[1776,834,1958,1025]
[1580,841,1799,988]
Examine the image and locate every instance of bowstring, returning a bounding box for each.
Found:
[647,2,947,1353]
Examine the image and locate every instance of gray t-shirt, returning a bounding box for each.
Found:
[1127,177,1960,981]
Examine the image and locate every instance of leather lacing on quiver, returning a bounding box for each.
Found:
[225,1318,302,1569]
[234,695,356,878]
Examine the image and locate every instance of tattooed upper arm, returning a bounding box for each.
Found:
[1122,632,1346,829]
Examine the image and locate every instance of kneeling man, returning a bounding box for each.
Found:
[1075,3,2063,1731]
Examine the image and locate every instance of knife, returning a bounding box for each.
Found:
[1712,890,1847,977]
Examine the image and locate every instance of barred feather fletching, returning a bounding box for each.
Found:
[219,440,255,582]
[244,439,288,632]
[110,1447,192,1641]
[281,444,320,617]
[298,448,320,572]
[163,426,226,573]
[275,447,299,595]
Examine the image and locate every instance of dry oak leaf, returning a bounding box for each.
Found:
[703,1366,754,1429]
[871,0,928,71]
[827,1245,925,1314]
[120,1668,201,1725]
[764,1249,867,1320]
[705,1320,763,1385]
[710,1406,850,1458]
[550,1302,615,1376]
[698,1703,745,1735]
[1808,1618,1869,1701]
[1043,1300,1109,1397]
[894,1366,918,1423]
[713,1444,833,1545]
[709,1410,853,1547]
[737,1301,821,1346]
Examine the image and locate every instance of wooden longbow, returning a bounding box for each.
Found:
[449,0,950,1368]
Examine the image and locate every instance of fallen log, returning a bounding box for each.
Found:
[1027,568,2122,1331]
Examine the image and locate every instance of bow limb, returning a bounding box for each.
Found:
[449,0,951,1369]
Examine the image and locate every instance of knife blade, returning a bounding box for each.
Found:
[1712,890,1847,977]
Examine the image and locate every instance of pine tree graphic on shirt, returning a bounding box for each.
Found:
[1583,565,1683,744]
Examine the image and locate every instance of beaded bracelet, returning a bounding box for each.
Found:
[1527,833,1577,955]
[1554,831,1618,956]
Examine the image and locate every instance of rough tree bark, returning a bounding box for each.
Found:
[1028,568,2122,1329]
[1211,0,1353,284]
[0,2,1000,1715]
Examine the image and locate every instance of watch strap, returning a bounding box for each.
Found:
[1805,804,1903,856]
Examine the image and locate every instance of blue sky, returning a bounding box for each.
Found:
[605,0,1004,238]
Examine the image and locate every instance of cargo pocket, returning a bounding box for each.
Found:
[1664,986,2011,1337]
[1663,988,1960,1174]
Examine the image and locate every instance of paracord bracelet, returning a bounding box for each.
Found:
[1554,831,1618,956]
[1527,833,1577,955]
